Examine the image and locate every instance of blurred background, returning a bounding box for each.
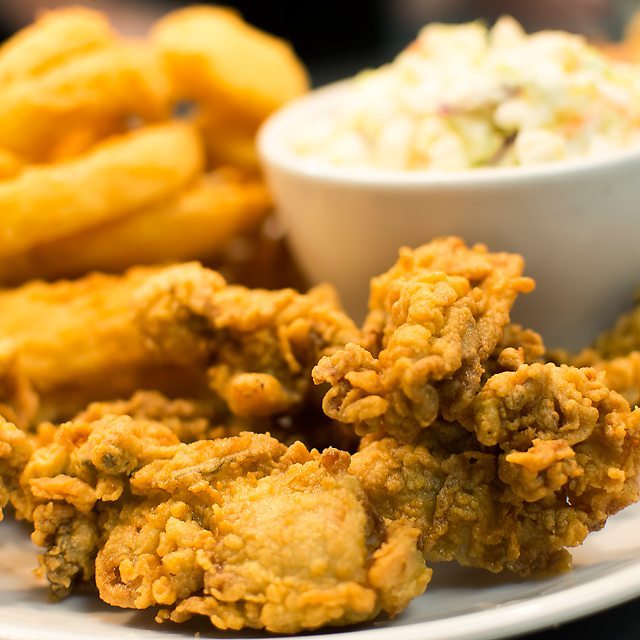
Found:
[1,0,639,84]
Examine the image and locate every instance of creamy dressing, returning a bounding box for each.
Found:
[292,17,640,170]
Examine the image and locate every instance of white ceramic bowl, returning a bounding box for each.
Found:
[258,81,640,350]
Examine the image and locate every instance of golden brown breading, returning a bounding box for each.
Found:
[314,238,534,441]
[0,417,32,520]
[484,323,546,378]
[0,266,204,424]
[0,340,39,428]
[472,363,640,502]
[74,389,359,452]
[73,391,227,444]
[0,262,356,426]
[20,419,429,632]
[586,353,640,407]
[96,441,428,633]
[134,263,360,419]
[352,362,640,576]
[593,296,640,358]
[549,298,640,407]
[21,415,182,593]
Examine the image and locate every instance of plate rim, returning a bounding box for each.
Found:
[2,513,640,640]
[1,557,640,640]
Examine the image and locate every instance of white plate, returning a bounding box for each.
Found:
[1,504,640,640]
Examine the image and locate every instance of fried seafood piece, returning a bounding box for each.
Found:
[549,350,640,409]
[0,340,39,428]
[22,422,429,631]
[314,237,534,441]
[0,266,205,424]
[72,389,356,451]
[20,415,182,593]
[352,366,640,576]
[0,170,270,285]
[585,353,640,408]
[134,263,360,419]
[0,417,32,520]
[97,439,429,632]
[484,323,546,378]
[73,391,226,444]
[472,363,640,503]
[549,298,640,406]
[0,262,355,426]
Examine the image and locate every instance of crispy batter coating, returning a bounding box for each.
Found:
[20,420,429,632]
[550,298,640,407]
[21,415,181,593]
[0,340,39,428]
[0,266,207,424]
[134,263,360,419]
[0,417,32,520]
[97,443,428,632]
[352,362,640,576]
[0,262,356,427]
[484,323,546,378]
[73,391,227,444]
[472,363,640,503]
[73,389,358,452]
[593,297,640,359]
[314,238,534,441]
[586,353,640,408]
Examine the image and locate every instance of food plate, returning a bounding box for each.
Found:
[1,504,640,640]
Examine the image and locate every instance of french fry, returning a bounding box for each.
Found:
[0,149,22,180]
[196,108,261,173]
[0,44,171,159]
[0,267,207,422]
[0,7,116,86]
[0,169,271,283]
[151,6,309,122]
[0,122,204,259]
[43,116,128,164]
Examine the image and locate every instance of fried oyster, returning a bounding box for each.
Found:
[353,363,640,576]
[17,417,428,633]
[314,237,534,441]
[134,262,360,420]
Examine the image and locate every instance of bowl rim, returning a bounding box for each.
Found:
[258,79,640,188]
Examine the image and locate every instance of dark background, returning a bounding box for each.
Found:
[0,0,634,84]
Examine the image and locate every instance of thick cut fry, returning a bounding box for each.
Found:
[0,148,22,180]
[0,7,116,86]
[0,44,171,160]
[196,109,261,173]
[42,116,128,164]
[151,6,308,122]
[0,267,207,423]
[0,170,270,284]
[0,122,204,259]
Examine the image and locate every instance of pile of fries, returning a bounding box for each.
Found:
[0,6,309,285]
